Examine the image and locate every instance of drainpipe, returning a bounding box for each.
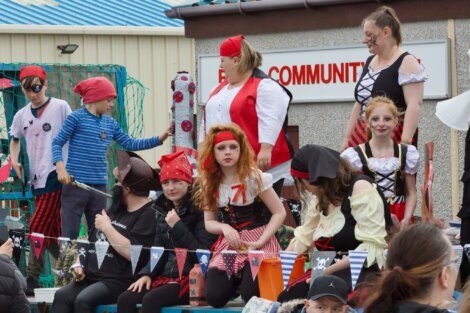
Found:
[166,0,377,19]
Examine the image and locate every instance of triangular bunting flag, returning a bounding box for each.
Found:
[175,248,188,279]
[310,251,336,286]
[221,250,237,279]
[280,251,298,288]
[76,239,90,267]
[453,245,464,270]
[95,241,110,269]
[58,237,71,261]
[0,157,11,183]
[285,199,302,226]
[30,232,45,260]
[349,250,368,290]
[150,247,165,272]
[9,229,24,266]
[464,244,470,261]
[130,245,143,274]
[248,250,265,281]
[196,249,211,276]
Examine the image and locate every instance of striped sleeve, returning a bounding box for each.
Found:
[111,118,161,151]
[52,113,78,163]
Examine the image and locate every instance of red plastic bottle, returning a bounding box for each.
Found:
[189,264,207,306]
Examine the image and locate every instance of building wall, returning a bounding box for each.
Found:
[195,19,470,220]
[0,32,195,164]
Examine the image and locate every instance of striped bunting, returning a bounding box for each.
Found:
[349,250,368,290]
[279,251,298,288]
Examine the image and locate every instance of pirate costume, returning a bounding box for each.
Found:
[341,142,420,221]
[117,151,216,313]
[51,151,157,313]
[347,53,427,148]
[279,145,388,301]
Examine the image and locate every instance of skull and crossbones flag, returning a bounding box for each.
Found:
[76,239,90,267]
[196,249,211,276]
[9,229,24,266]
[309,251,336,286]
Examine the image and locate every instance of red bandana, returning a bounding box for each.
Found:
[19,65,46,81]
[219,35,244,57]
[158,151,193,183]
[73,77,117,104]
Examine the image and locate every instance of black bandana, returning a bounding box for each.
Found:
[291,144,340,183]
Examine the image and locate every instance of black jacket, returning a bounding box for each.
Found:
[389,301,450,313]
[0,254,30,313]
[138,194,217,279]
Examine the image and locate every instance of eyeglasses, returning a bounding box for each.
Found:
[23,84,43,94]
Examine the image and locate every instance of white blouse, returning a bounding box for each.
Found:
[217,171,272,207]
[340,145,420,198]
[199,78,290,145]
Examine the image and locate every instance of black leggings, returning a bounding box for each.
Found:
[117,283,188,313]
[205,264,259,308]
[51,279,127,313]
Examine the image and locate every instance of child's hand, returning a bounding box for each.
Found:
[159,123,174,142]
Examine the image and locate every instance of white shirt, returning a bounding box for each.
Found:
[199,78,291,183]
[9,98,71,189]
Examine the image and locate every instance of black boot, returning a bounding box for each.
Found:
[26,276,39,296]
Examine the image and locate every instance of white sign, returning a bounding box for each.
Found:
[198,40,450,103]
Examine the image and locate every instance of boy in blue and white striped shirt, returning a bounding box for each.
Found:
[52,76,170,239]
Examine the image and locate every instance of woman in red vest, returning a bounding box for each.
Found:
[199,35,293,195]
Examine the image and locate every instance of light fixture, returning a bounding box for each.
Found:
[57,44,79,54]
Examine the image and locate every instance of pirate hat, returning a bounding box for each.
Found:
[290,144,340,184]
[116,150,161,192]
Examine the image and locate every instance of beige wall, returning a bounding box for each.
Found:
[0,30,195,165]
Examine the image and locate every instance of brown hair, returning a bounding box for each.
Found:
[363,6,402,46]
[364,224,453,313]
[294,158,355,214]
[193,123,261,212]
[237,39,262,74]
[21,76,45,89]
[364,96,399,140]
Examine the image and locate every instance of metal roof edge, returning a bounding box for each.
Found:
[165,0,375,19]
[0,25,185,36]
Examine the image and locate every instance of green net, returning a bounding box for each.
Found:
[0,63,146,284]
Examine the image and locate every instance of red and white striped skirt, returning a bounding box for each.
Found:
[209,225,280,275]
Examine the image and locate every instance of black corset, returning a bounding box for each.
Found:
[218,199,271,231]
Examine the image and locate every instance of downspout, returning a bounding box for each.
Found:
[166,0,378,19]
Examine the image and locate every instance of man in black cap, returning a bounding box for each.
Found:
[304,275,349,313]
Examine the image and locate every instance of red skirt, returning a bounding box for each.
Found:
[347,117,418,148]
[209,225,281,275]
[151,275,189,298]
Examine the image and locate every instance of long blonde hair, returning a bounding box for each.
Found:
[194,123,261,212]
[237,39,262,74]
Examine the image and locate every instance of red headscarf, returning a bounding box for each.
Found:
[158,151,193,183]
[73,77,117,104]
[19,65,46,81]
[220,35,244,57]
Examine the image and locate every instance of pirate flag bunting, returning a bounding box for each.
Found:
[309,251,336,286]
[221,250,237,279]
[279,251,297,288]
[175,248,188,279]
[30,232,45,260]
[349,250,368,290]
[130,245,143,274]
[9,229,24,266]
[76,239,90,267]
[248,250,265,281]
[95,241,110,269]
[150,247,164,272]
[196,249,211,276]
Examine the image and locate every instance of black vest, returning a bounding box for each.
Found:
[355,52,409,112]
[353,142,408,200]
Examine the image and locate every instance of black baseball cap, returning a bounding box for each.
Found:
[308,275,348,304]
